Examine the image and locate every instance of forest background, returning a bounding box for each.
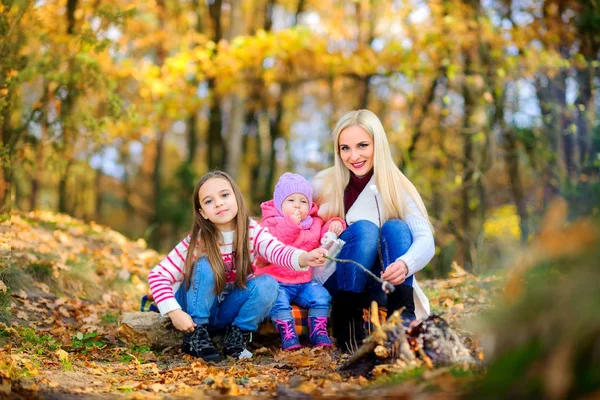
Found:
[2,0,599,277]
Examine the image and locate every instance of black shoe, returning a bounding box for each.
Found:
[223,325,252,358]
[182,325,222,361]
[387,284,416,326]
[331,291,368,353]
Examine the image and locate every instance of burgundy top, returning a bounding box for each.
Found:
[343,169,374,214]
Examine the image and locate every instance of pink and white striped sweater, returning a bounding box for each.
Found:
[147,218,308,315]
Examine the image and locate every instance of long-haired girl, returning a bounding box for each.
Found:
[148,171,328,361]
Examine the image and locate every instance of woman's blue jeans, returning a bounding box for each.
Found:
[324,219,414,296]
[175,258,279,332]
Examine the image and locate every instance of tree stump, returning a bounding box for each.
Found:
[117,312,182,349]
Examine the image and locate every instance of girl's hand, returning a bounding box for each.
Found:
[299,248,328,267]
[381,260,409,285]
[328,221,344,235]
[168,309,196,332]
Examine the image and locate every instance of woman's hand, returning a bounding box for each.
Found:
[299,248,328,267]
[381,260,409,285]
[168,309,196,332]
[327,221,344,235]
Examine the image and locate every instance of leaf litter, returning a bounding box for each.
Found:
[0,211,499,398]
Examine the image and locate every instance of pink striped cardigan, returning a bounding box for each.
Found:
[147,218,308,315]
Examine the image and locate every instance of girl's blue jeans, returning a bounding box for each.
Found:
[269,281,331,321]
[324,219,414,295]
[175,258,279,332]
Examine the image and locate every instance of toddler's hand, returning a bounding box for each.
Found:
[299,248,328,267]
[290,209,302,225]
[320,231,337,248]
[328,221,344,236]
[168,309,196,332]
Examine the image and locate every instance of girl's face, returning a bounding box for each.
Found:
[198,177,238,232]
[281,193,310,220]
[338,125,374,178]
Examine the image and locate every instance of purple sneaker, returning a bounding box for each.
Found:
[273,318,301,351]
[308,316,333,347]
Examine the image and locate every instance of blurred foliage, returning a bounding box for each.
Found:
[483,205,521,241]
[468,199,600,399]
[2,0,599,272]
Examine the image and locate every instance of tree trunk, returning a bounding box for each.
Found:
[504,126,529,242]
[94,166,103,221]
[0,0,30,211]
[148,0,168,249]
[66,0,78,34]
[187,114,198,166]
[207,80,224,170]
[495,84,529,242]
[58,160,73,214]
[459,48,486,272]
[206,0,224,170]
[223,0,245,179]
[149,129,165,249]
[575,67,592,170]
[30,84,50,211]
[252,111,273,205]
[536,77,564,205]
[406,73,445,161]
[119,145,135,223]
[185,0,204,170]
[264,84,287,201]
[359,76,371,109]
[226,94,246,180]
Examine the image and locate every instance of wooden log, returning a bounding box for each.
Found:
[117,312,182,349]
[339,306,474,371]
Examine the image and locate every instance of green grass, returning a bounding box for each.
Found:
[26,262,54,282]
[19,327,61,353]
[119,344,154,362]
[61,255,103,300]
[19,216,60,231]
[0,289,10,324]
[0,262,26,291]
[101,312,119,325]
[368,366,428,387]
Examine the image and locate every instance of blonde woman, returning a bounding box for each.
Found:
[312,109,435,352]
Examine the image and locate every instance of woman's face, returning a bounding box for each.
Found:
[338,125,374,178]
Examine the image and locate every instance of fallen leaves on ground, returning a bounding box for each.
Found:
[0,211,496,398]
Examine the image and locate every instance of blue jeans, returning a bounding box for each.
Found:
[175,258,279,331]
[324,219,414,296]
[269,282,331,320]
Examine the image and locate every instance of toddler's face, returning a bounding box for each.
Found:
[281,193,310,220]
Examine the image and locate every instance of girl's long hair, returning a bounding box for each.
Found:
[314,109,432,229]
[183,171,252,294]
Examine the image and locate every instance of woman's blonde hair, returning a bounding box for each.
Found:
[184,171,252,294]
[314,109,432,228]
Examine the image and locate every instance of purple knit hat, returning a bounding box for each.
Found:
[273,172,313,215]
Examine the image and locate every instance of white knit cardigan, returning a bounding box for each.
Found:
[311,171,434,319]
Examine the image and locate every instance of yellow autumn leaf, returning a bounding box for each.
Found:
[55,349,69,363]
